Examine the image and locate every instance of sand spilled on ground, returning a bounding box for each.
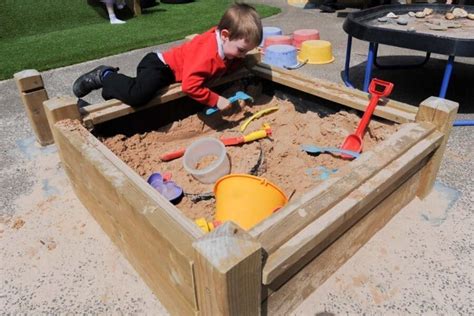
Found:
[0,142,165,314]
[102,95,399,221]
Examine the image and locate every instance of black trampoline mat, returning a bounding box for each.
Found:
[344,4,474,57]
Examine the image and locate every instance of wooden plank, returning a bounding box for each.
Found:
[43,96,81,143]
[125,0,141,15]
[250,122,435,254]
[14,69,53,146]
[193,222,262,316]
[82,69,250,127]
[252,64,416,123]
[79,99,123,115]
[262,130,443,285]
[255,63,418,115]
[415,97,458,198]
[14,69,44,92]
[133,0,141,15]
[265,164,424,315]
[96,131,203,241]
[53,120,199,315]
[19,89,53,146]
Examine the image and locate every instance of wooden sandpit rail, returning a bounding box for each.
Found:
[125,0,141,15]
[41,62,457,315]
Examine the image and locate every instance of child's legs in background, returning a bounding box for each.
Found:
[102,53,175,107]
[101,0,126,23]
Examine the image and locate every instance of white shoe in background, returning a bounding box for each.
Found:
[109,14,126,24]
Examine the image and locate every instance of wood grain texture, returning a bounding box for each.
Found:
[14,69,44,92]
[193,222,262,316]
[82,69,249,127]
[19,89,53,146]
[14,69,53,145]
[252,64,417,123]
[43,96,81,143]
[124,0,141,15]
[250,122,435,254]
[263,130,443,285]
[265,167,424,315]
[415,97,458,198]
[53,120,200,315]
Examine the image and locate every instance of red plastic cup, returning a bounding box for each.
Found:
[292,29,320,49]
[263,35,293,52]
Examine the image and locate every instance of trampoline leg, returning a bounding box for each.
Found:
[363,42,376,92]
[439,56,467,127]
[453,120,474,126]
[439,55,454,98]
[373,43,379,65]
[343,35,354,88]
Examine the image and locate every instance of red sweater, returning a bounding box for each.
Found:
[163,27,240,107]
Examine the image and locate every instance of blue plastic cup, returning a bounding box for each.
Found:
[263,44,299,68]
[260,26,283,47]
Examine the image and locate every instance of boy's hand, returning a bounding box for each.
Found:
[216,96,231,111]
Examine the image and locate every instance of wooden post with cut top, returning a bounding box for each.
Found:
[125,0,141,15]
[193,221,263,315]
[43,96,81,143]
[415,96,458,198]
[14,69,53,146]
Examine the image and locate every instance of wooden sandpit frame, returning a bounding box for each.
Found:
[39,60,457,315]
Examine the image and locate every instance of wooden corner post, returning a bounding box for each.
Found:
[43,96,81,143]
[193,222,263,315]
[14,69,53,146]
[415,96,458,198]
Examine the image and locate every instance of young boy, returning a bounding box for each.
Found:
[73,3,262,111]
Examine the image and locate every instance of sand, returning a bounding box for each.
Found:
[101,94,399,222]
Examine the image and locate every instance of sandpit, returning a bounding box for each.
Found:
[101,94,399,222]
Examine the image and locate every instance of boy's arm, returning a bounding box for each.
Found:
[180,48,222,107]
[181,50,243,109]
[180,69,220,107]
[181,71,230,110]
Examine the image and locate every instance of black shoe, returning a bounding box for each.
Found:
[72,65,118,98]
[319,4,336,13]
[331,3,346,10]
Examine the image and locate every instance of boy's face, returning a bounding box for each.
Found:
[220,29,255,60]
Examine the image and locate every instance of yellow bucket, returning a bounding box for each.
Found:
[287,0,308,8]
[214,174,288,230]
[298,40,335,65]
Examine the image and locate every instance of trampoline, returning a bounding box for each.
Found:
[342,4,474,99]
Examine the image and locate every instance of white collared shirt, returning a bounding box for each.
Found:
[215,29,225,60]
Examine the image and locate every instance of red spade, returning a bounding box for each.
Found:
[340,78,394,159]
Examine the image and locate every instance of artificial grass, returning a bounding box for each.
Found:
[0,0,280,81]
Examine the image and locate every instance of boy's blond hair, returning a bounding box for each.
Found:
[217,3,263,47]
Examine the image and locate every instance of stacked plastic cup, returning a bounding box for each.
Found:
[260,26,283,47]
[263,44,299,68]
[292,29,320,49]
[263,35,293,53]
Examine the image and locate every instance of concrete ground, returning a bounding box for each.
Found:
[1,1,472,314]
